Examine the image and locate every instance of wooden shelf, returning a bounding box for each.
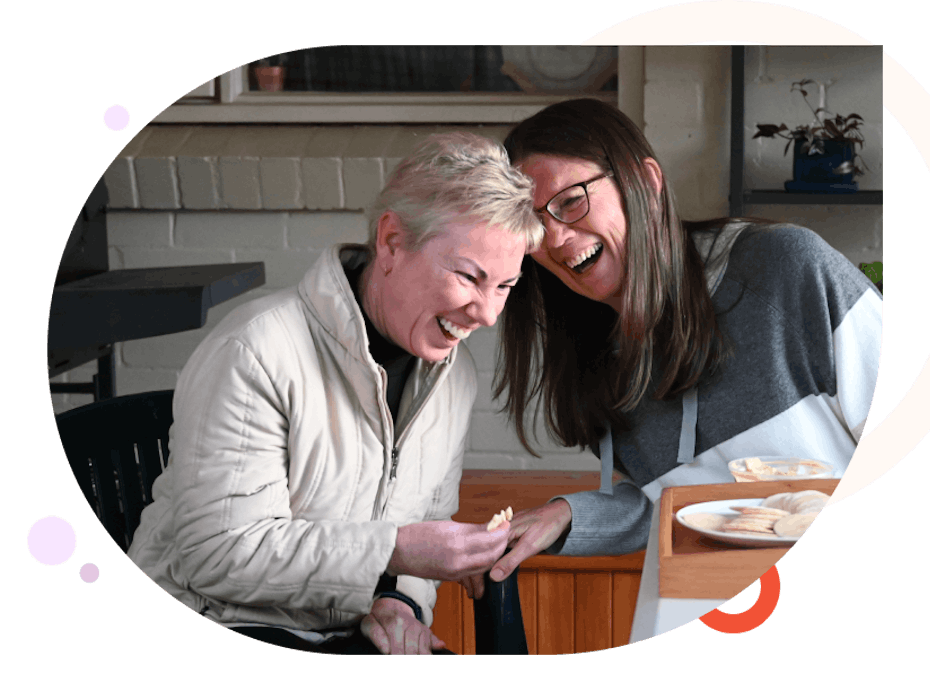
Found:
[743,189,882,206]
[729,47,882,216]
[48,262,265,351]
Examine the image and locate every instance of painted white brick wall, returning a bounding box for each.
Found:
[740,45,883,266]
[52,47,881,474]
[644,46,731,221]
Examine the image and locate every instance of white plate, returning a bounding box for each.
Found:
[676,498,798,548]
[500,46,616,91]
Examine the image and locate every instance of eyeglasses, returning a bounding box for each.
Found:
[536,172,614,226]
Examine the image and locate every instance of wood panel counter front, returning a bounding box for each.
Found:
[430,470,645,655]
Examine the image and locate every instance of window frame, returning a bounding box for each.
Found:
[154,52,623,124]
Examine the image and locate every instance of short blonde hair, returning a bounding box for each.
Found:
[367,131,543,253]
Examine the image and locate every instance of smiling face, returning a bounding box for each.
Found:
[518,153,630,310]
[370,214,526,363]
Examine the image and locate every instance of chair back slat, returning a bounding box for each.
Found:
[56,390,174,552]
[92,449,130,550]
[136,438,167,504]
[113,443,147,550]
[66,451,101,520]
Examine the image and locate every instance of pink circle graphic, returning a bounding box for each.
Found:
[104,105,129,131]
[80,563,99,583]
[27,516,76,565]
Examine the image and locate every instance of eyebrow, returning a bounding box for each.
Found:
[456,257,523,284]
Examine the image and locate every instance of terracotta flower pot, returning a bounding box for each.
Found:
[254,66,285,92]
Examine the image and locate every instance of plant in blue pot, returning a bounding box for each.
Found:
[753,79,867,194]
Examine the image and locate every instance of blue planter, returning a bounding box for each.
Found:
[785,139,858,194]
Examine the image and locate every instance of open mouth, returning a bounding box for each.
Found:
[437,316,471,341]
[567,243,603,275]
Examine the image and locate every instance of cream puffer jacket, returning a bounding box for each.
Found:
[127,244,477,631]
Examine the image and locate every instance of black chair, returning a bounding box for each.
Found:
[55,390,174,552]
[55,388,528,653]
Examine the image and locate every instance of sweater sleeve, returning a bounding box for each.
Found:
[831,283,882,442]
[546,481,653,556]
[168,336,398,616]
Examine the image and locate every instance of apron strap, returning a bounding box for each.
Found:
[677,386,698,464]
[599,426,614,494]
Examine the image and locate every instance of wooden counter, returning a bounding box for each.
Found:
[431,470,645,655]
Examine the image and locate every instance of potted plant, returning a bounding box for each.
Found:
[252,53,289,92]
[859,260,883,293]
[753,79,867,194]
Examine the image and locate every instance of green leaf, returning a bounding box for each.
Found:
[859,261,883,284]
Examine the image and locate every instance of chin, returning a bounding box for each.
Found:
[416,345,454,363]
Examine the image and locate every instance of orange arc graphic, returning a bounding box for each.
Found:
[700,565,781,633]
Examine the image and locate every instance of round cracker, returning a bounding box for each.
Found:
[683,513,732,532]
[774,513,817,537]
[721,519,776,533]
[795,501,825,516]
[760,493,794,511]
[730,506,791,517]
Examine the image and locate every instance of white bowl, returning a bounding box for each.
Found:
[727,456,836,483]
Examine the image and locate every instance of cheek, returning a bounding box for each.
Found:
[530,250,551,268]
[435,279,471,307]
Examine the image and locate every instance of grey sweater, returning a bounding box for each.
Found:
[549,223,882,556]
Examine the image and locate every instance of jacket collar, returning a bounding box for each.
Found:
[298,243,458,371]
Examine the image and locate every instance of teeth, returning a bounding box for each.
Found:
[439,317,471,340]
[567,243,602,270]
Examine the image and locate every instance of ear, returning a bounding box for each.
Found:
[643,157,664,197]
[375,210,406,274]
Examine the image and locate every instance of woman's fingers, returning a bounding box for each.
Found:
[390,520,512,580]
[461,572,485,599]
[489,542,532,582]
[360,614,390,654]
[489,500,572,582]
[364,596,449,654]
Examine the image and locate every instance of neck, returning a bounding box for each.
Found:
[358,260,392,344]
[604,294,624,316]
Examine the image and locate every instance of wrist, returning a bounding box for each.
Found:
[376,591,423,622]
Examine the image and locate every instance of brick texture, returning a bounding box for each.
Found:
[64,56,881,481]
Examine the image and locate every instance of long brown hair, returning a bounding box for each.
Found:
[495,98,732,455]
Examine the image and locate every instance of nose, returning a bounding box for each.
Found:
[467,291,501,328]
[540,213,573,249]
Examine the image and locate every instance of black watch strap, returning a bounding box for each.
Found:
[376,591,423,622]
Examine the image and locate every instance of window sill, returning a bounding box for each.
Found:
[154,93,619,124]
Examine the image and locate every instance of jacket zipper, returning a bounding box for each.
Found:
[389,447,399,480]
[376,359,448,519]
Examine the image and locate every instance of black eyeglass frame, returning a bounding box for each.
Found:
[536,171,615,225]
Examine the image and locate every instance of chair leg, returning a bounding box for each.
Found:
[473,566,529,654]
[93,348,116,401]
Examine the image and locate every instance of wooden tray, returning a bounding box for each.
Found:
[658,479,839,599]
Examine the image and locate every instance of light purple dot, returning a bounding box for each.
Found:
[28,516,76,565]
[104,105,129,131]
[80,563,99,583]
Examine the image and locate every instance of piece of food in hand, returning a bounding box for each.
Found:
[486,507,514,531]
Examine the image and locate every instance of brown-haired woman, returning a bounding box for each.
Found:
[488,98,882,583]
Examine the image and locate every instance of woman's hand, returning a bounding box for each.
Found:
[488,500,573,582]
[361,596,447,654]
[460,573,487,600]
[388,520,511,581]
